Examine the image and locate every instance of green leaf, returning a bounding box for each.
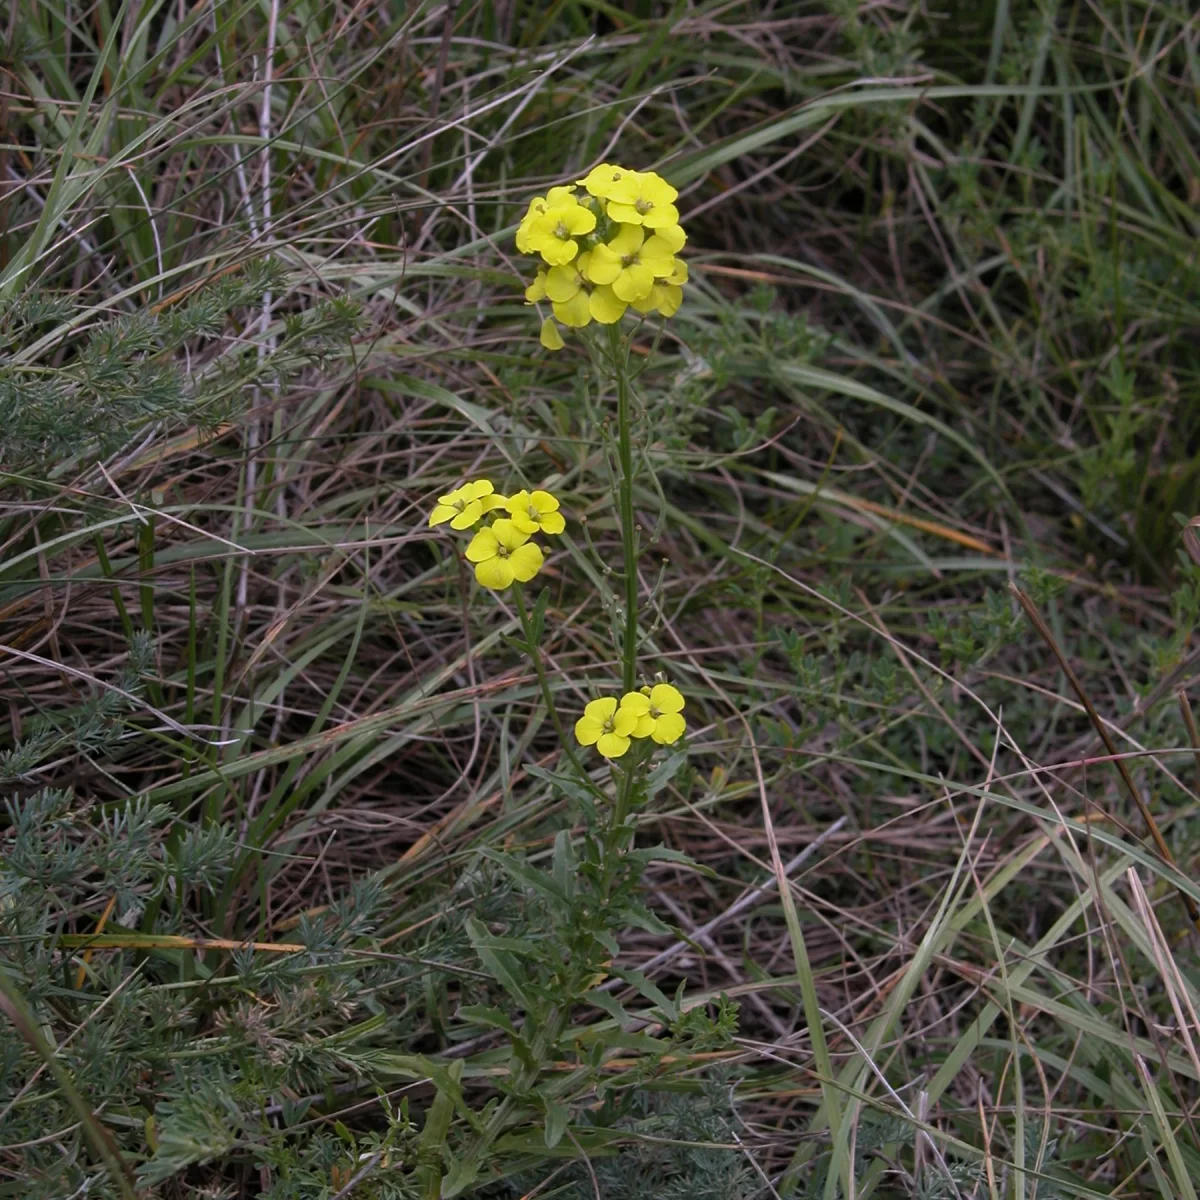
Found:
[645,749,689,797]
[584,988,631,1029]
[609,967,678,1021]
[458,1005,518,1037]
[544,1100,569,1149]
[552,829,576,900]
[479,846,568,904]
[465,916,536,1011]
[524,763,598,808]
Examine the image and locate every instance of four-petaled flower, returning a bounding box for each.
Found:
[506,489,566,536]
[429,479,504,530]
[522,196,597,266]
[584,225,678,303]
[603,171,679,229]
[464,518,545,590]
[620,684,686,744]
[575,697,637,759]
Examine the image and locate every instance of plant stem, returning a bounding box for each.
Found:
[609,324,639,694]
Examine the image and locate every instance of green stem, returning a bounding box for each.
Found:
[609,324,639,695]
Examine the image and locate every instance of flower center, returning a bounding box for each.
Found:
[621,251,639,268]
[635,198,653,214]
[555,221,570,240]
[602,715,617,734]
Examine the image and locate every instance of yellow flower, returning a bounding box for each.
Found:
[506,489,565,535]
[540,319,564,351]
[619,684,686,744]
[583,225,677,303]
[577,163,639,201]
[523,197,597,266]
[575,697,637,758]
[429,479,499,530]
[464,518,544,590]
[516,186,579,253]
[604,170,679,229]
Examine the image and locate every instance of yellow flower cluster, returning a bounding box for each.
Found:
[429,479,565,590]
[517,165,688,349]
[574,684,686,759]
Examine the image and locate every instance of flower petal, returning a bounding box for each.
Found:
[474,556,515,590]
[651,712,686,745]
[524,273,547,303]
[650,683,685,713]
[589,286,627,324]
[619,692,651,716]
[509,542,544,582]
[578,164,636,201]
[642,173,678,204]
[545,265,583,303]
[529,490,559,514]
[538,511,565,535]
[655,224,687,253]
[612,709,638,737]
[641,202,680,228]
[450,500,482,529]
[563,206,597,235]
[641,236,677,274]
[540,319,565,350]
[608,224,644,255]
[575,716,602,745]
[539,238,578,266]
[464,528,499,563]
[465,480,495,499]
[613,263,655,302]
[552,290,592,328]
[583,244,621,285]
[585,697,617,722]
[428,504,457,527]
[491,518,530,551]
[596,732,631,758]
[605,201,643,226]
[631,715,656,739]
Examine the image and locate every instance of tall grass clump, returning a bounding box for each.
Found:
[2,1,1200,1197]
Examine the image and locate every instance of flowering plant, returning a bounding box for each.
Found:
[420,162,704,1189]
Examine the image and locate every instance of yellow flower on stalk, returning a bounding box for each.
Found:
[506,489,565,535]
[620,684,686,745]
[429,479,504,530]
[575,697,637,758]
[464,518,544,590]
[603,171,680,229]
[523,195,597,266]
[584,225,678,303]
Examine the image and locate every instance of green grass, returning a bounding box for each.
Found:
[2,0,1200,1196]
